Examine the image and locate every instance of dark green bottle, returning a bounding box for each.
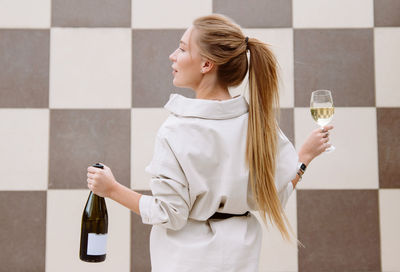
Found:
[79,163,108,262]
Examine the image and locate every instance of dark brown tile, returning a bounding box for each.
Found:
[213,0,292,27]
[132,30,193,108]
[374,0,400,26]
[0,30,49,108]
[131,190,153,272]
[377,108,400,188]
[49,109,131,189]
[294,29,375,107]
[297,190,381,272]
[0,191,46,271]
[278,108,295,145]
[52,0,131,27]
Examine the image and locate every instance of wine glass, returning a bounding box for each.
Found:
[310,90,335,153]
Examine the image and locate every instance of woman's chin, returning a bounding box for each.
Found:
[172,79,184,88]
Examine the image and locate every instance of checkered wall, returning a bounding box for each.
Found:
[0,0,399,271]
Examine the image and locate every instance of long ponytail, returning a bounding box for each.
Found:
[193,14,298,244]
[246,38,296,243]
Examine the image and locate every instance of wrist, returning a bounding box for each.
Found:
[109,180,120,199]
[298,152,312,166]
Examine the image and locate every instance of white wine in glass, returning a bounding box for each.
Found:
[310,90,335,153]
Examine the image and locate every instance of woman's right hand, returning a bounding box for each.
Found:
[298,125,334,165]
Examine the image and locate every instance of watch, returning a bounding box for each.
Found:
[297,162,307,181]
[298,162,307,173]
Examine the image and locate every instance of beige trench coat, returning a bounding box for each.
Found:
[139,93,298,271]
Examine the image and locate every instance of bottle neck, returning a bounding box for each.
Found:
[85,191,107,216]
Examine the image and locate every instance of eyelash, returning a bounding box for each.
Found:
[179,47,185,52]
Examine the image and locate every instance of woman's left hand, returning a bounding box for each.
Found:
[298,125,334,165]
[87,164,118,198]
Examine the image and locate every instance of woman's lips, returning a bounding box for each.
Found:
[171,65,178,75]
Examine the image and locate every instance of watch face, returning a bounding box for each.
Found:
[300,163,307,171]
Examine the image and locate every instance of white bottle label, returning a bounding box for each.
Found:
[87,233,107,255]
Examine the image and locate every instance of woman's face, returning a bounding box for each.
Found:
[169,26,205,89]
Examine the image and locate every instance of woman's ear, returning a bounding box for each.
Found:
[200,59,214,73]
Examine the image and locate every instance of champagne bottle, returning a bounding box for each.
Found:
[79,163,108,262]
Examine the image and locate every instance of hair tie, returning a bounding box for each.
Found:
[245,36,249,50]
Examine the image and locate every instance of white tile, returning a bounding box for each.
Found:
[375,28,400,107]
[131,108,170,190]
[380,189,400,272]
[293,0,373,28]
[0,0,50,28]
[50,28,131,109]
[45,190,130,272]
[294,107,379,189]
[230,29,294,108]
[132,0,212,28]
[257,191,298,271]
[379,189,400,271]
[0,109,48,190]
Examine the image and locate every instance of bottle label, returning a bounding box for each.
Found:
[87,233,107,255]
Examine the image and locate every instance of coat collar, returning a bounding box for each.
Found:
[164,93,249,120]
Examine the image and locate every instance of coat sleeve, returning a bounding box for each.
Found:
[275,126,299,209]
[139,129,190,231]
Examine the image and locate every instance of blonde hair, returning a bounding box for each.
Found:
[193,14,299,245]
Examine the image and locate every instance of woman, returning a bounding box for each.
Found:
[87,13,333,271]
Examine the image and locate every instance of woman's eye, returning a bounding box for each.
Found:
[179,48,185,52]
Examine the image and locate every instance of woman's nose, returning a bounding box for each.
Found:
[169,49,177,61]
